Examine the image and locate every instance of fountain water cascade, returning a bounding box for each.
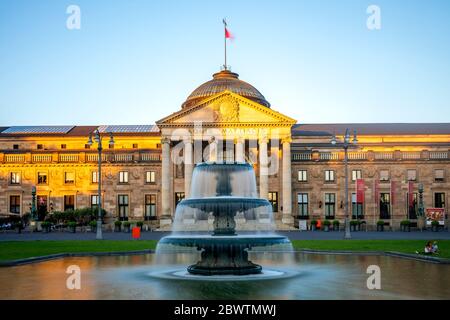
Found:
[157,162,292,276]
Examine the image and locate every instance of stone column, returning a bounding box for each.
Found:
[282,137,294,225]
[184,138,193,198]
[259,136,269,199]
[235,137,245,163]
[161,137,171,218]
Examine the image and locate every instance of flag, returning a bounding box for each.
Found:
[356,179,365,204]
[408,181,414,208]
[225,27,234,39]
[390,180,396,206]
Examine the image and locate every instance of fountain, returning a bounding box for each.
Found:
[158,162,291,276]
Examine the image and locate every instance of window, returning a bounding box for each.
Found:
[37,172,47,185]
[118,195,129,221]
[64,195,75,211]
[145,194,157,220]
[91,195,99,208]
[407,193,418,219]
[297,193,308,217]
[352,170,362,181]
[109,143,114,149]
[64,172,75,184]
[379,193,390,219]
[37,144,43,150]
[9,195,20,214]
[351,193,364,219]
[92,171,99,183]
[61,144,67,149]
[434,193,445,208]
[268,192,278,212]
[133,143,138,149]
[119,171,129,183]
[324,193,335,218]
[85,144,91,149]
[407,169,417,181]
[145,171,156,184]
[298,170,307,182]
[175,192,185,207]
[325,170,335,182]
[37,196,48,220]
[435,169,445,182]
[13,144,19,150]
[10,172,20,184]
[379,170,390,182]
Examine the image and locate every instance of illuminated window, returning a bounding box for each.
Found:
[351,193,364,219]
[91,195,99,208]
[119,171,129,183]
[145,171,156,183]
[352,170,362,181]
[268,192,278,212]
[175,192,185,207]
[10,172,20,184]
[379,193,390,219]
[64,195,75,211]
[64,172,75,184]
[325,170,335,182]
[92,171,99,183]
[434,193,445,208]
[298,170,307,182]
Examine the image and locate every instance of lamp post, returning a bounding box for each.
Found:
[331,128,358,239]
[87,130,114,240]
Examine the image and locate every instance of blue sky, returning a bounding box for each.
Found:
[0,0,449,125]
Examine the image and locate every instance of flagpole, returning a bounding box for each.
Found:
[223,18,227,70]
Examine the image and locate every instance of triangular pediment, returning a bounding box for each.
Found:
[156,91,296,128]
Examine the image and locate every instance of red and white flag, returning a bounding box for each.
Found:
[356,179,365,204]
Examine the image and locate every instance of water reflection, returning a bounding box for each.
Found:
[0,253,448,300]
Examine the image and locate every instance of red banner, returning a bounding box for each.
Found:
[408,181,414,208]
[356,179,365,203]
[390,180,396,206]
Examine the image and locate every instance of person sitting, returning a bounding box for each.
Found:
[416,241,433,255]
[431,241,439,254]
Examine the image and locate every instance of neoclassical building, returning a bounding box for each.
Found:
[1,69,449,230]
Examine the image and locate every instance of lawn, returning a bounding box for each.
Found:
[0,239,448,262]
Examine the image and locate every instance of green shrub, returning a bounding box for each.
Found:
[377,220,385,226]
[41,221,52,228]
[67,221,77,228]
[350,220,359,226]
[431,220,440,227]
[114,220,122,227]
[332,220,340,226]
[136,221,144,227]
[123,221,131,227]
[323,220,331,226]
[310,220,317,226]
[89,220,97,228]
[400,220,410,226]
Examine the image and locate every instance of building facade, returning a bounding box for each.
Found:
[1,69,449,230]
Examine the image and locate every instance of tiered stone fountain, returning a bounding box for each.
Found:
[158,162,291,276]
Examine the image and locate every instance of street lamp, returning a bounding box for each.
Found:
[331,129,358,239]
[87,130,114,240]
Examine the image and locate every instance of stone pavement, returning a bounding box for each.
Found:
[1,230,449,241]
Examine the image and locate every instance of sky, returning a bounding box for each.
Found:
[0,0,449,126]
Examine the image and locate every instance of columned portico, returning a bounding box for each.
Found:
[235,137,245,162]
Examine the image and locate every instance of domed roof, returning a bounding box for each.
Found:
[182,69,271,109]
